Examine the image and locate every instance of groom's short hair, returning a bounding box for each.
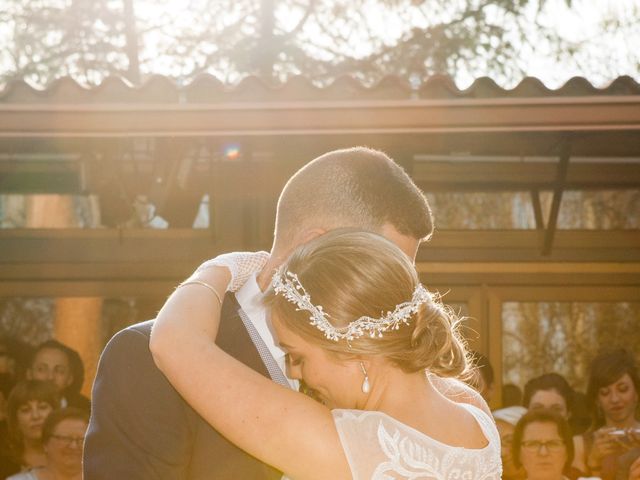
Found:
[275,147,433,247]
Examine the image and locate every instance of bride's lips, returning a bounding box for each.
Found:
[306,388,330,406]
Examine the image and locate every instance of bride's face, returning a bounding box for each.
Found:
[272,314,362,409]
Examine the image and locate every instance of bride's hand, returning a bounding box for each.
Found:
[151,251,269,376]
[194,251,270,292]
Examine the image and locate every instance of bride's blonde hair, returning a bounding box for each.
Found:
[265,229,471,378]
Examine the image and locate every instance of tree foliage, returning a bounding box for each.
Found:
[503,301,640,392]
[1,0,636,88]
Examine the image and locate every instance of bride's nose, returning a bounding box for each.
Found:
[286,361,302,380]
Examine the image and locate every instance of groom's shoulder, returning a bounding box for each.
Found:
[122,319,154,336]
[100,320,156,366]
[104,294,241,359]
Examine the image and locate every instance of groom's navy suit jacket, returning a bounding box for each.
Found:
[83,294,282,480]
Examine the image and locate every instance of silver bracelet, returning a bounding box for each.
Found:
[177,280,223,306]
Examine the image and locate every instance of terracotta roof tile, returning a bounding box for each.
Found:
[0,75,638,104]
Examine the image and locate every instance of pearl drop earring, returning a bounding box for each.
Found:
[360,362,370,394]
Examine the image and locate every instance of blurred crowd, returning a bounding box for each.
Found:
[0,334,637,480]
[472,349,640,480]
[0,337,89,480]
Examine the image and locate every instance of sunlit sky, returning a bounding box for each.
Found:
[511,0,640,88]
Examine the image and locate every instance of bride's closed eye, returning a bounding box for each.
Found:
[286,353,302,367]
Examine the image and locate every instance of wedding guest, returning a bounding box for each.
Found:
[494,406,528,480]
[524,373,574,420]
[573,349,640,479]
[26,340,90,412]
[7,408,88,480]
[513,409,575,480]
[4,380,59,476]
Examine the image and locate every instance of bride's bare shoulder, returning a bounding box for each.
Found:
[428,374,492,417]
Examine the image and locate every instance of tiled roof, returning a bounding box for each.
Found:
[1,74,639,103]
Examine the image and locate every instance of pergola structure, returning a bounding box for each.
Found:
[1,74,639,401]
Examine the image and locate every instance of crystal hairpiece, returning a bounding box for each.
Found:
[271,270,431,342]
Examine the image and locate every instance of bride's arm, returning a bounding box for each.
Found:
[149,264,350,480]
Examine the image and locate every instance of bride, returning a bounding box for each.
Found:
[150,230,502,479]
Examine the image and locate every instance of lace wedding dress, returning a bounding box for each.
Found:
[331,403,502,480]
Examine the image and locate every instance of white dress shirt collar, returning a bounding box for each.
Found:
[235,273,297,389]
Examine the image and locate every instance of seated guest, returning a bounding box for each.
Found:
[573,349,640,479]
[7,407,89,480]
[512,409,575,480]
[494,406,528,480]
[26,340,90,412]
[524,373,574,421]
[4,380,59,476]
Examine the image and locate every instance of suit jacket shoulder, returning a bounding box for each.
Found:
[84,319,196,479]
[84,296,281,480]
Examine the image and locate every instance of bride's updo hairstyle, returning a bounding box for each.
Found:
[266,229,470,378]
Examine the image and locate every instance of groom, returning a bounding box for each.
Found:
[83,147,433,479]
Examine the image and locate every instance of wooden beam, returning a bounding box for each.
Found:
[1,131,639,160]
[1,96,639,138]
[416,263,640,287]
[0,263,638,297]
[3,157,639,196]
[1,229,639,291]
[412,161,640,192]
[543,140,571,255]
[1,228,637,263]
[531,190,545,230]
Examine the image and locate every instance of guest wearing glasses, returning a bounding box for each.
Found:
[512,409,575,480]
[7,407,88,480]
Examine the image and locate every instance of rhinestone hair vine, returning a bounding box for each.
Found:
[271,269,431,342]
